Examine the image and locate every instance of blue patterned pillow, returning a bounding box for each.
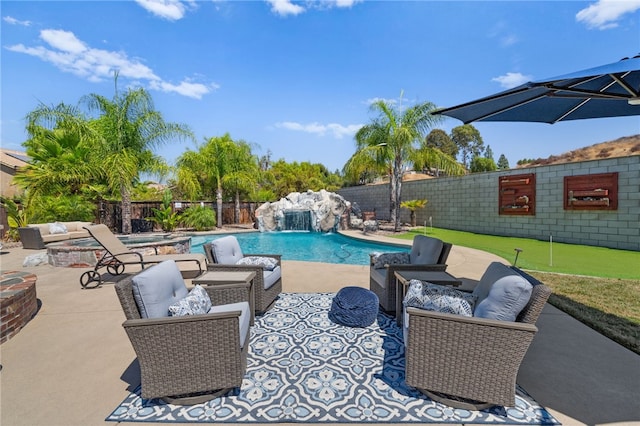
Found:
[403,279,477,317]
[236,256,278,271]
[168,285,212,316]
[372,252,410,269]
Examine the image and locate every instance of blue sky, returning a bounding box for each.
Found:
[2,0,639,174]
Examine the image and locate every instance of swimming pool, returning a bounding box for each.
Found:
[190,232,409,265]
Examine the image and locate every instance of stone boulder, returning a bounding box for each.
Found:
[255,190,350,232]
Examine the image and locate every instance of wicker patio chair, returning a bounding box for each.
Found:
[203,236,282,314]
[369,235,451,313]
[114,260,253,404]
[404,266,551,409]
[81,224,206,288]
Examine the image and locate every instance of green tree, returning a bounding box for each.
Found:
[497,154,510,170]
[344,95,459,231]
[82,85,192,234]
[23,78,193,234]
[469,156,497,173]
[451,124,484,168]
[484,144,494,160]
[223,140,259,223]
[424,129,458,158]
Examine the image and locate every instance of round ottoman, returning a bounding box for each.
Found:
[329,286,379,327]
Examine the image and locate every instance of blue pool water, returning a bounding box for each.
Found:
[190,232,408,265]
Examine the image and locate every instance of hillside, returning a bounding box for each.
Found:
[516,134,640,168]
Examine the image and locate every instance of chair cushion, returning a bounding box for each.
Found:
[236,256,278,271]
[409,235,443,264]
[474,273,533,321]
[404,279,476,317]
[208,301,251,347]
[132,260,189,318]
[371,252,409,269]
[263,266,281,290]
[168,285,212,316]
[210,236,244,264]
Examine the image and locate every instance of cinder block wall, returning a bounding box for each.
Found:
[338,155,640,251]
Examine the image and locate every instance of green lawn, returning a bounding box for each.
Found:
[398,227,640,279]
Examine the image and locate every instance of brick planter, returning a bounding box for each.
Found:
[1,271,38,344]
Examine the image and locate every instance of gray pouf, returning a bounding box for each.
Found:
[329,286,379,327]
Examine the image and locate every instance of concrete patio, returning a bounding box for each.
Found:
[1,231,639,426]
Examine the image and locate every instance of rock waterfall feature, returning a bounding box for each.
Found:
[255,190,350,232]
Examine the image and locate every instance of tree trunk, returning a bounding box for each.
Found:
[234,191,241,224]
[121,185,132,234]
[393,156,403,232]
[410,211,416,227]
[216,187,223,228]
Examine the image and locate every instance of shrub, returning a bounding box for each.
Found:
[181,205,216,231]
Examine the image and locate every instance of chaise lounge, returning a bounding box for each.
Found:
[80,224,206,288]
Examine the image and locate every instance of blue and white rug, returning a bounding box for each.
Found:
[106,293,559,424]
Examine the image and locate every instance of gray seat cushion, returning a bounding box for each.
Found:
[132,260,189,318]
[208,301,251,347]
[263,266,281,290]
[211,236,244,264]
[409,235,444,264]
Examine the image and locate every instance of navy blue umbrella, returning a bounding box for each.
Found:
[434,55,640,124]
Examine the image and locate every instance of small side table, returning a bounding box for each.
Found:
[394,270,462,326]
[193,271,256,320]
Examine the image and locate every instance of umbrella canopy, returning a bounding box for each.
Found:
[434,55,640,124]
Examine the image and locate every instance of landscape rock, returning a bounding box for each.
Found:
[255,190,350,232]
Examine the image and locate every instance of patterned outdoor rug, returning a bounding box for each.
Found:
[106,293,559,424]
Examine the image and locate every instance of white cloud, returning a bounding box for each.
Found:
[576,0,640,30]
[276,121,362,138]
[134,0,194,21]
[492,72,532,89]
[3,16,31,26]
[6,29,215,99]
[365,97,397,106]
[267,0,305,16]
[266,0,362,16]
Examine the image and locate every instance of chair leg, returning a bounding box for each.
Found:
[419,388,494,411]
[161,387,234,405]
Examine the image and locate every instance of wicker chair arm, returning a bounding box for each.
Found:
[386,263,448,272]
[406,307,538,333]
[123,310,242,328]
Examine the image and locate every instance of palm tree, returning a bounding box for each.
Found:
[23,78,193,234]
[400,199,427,227]
[176,133,237,227]
[344,95,464,231]
[223,140,259,223]
[81,84,193,233]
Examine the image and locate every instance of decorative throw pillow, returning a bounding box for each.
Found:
[372,252,410,269]
[474,275,532,321]
[168,285,212,317]
[49,222,68,235]
[403,279,477,317]
[236,256,278,271]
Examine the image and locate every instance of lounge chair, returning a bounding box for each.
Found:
[115,260,252,404]
[404,262,551,409]
[80,224,206,288]
[203,235,282,314]
[369,235,451,313]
